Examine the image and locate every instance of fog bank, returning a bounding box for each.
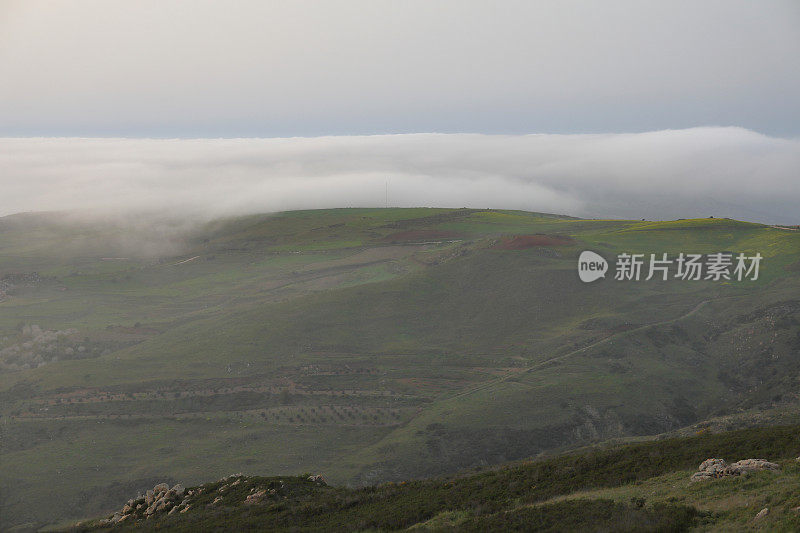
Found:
[1,128,798,224]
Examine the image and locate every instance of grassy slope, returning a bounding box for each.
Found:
[72,424,800,532]
[1,208,799,529]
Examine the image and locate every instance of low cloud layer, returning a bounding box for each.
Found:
[1,127,798,224]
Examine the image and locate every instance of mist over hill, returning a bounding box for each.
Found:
[4,2,799,530]
[2,128,799,224]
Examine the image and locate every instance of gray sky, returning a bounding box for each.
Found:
[1,0,799,137]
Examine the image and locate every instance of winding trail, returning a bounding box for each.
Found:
[445,299,713,402]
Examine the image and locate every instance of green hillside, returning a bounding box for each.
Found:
[1,208,798,530]
[71,424,800,531]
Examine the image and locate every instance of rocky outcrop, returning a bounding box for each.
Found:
[690,458,780,482]
[94,473,328,526]
[690,458,733,481]
[730,459,781,473]
[99,482,187,525]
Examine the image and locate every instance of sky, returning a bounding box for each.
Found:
[0,1,798,221]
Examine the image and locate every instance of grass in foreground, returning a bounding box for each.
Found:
[67,423,800,531]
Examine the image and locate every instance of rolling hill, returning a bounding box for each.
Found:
[0,208,798,530]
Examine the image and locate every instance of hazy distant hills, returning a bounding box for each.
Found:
[1,208,798,530]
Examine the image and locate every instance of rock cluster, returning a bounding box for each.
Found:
[99,482,188,525]
[244,487,277,505]
[95,473,328,526]
[732,459,781,472]
[690,458,780,482]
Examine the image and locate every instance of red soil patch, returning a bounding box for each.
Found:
[383,229,461,242]
[493,234,574,250]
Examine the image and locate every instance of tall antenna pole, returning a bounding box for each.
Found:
[385,180,389,208]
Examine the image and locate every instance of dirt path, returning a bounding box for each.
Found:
[445,299,713,401]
